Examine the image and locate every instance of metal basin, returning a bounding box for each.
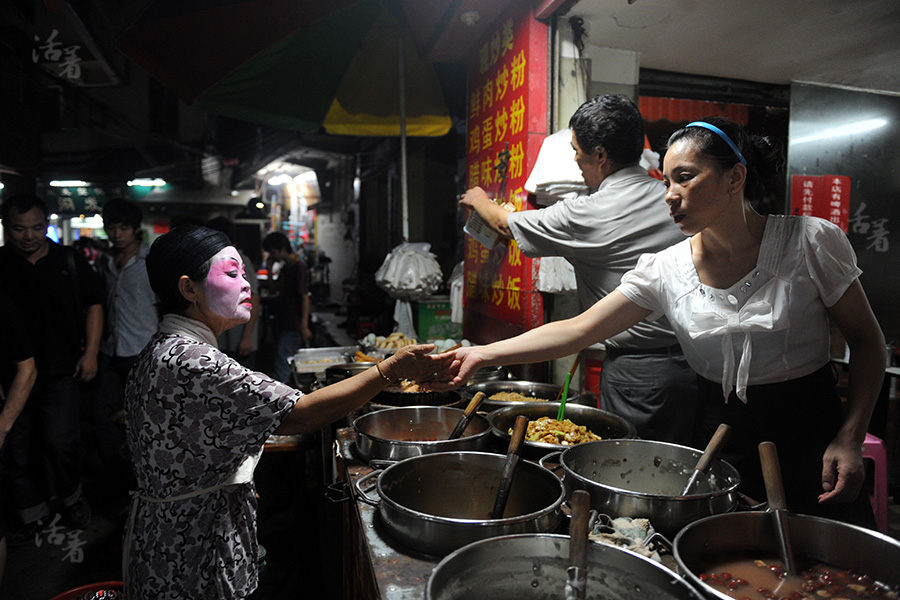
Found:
[465,380,579,413]
[352,406,492,463]
[355,451,564,557]
[673,512,900,600]
[488,402,636,459]
[427,533,704,600]
[545,439,740,538]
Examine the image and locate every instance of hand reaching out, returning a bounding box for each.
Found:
[384,344,455,383]
[427,346,488,389]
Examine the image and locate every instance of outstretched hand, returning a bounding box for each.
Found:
[389,344,455,383]
[818,434,865,504]
[426,346,487,390]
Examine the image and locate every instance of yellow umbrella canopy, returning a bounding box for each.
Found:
[119,0,451,137]
[323,10,451,137]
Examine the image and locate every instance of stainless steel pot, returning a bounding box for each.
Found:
[352,406,492,463]
[673,512,900,600]
[489,402,636,459]
[542,439,740,538]
[427,533,705,600]
[354,451,564,557]
[465,380,581,413]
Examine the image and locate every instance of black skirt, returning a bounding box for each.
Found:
[695,363,875,529]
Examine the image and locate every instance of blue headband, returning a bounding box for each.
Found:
[685,121,747,166]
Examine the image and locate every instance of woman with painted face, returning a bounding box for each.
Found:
[124,225,449,599]
[438,117,884,528]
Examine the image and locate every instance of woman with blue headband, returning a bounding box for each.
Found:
[437,117,884,527]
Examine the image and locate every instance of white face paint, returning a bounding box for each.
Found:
[201,246,252,322]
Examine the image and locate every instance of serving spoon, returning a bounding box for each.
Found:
[490,415,528,519]
[565,489,591,600]
[759,441,797,576]
[447,391,486,440]
[681,423,732,496]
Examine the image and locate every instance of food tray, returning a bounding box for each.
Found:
[291,346,360,373]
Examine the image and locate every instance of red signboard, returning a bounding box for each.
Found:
[823,175,851,232]
[790,174,851,232]
[790,175,824,218]
[462,6,547,343]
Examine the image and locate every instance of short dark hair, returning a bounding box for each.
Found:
[262,231,292,254]
[1,194,49,223]
[568,94,645,166]
[102,197,142,230]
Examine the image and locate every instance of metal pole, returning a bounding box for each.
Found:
[399,35,409,242]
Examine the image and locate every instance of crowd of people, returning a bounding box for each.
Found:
[0,95,887,598]
[0,196,319,592]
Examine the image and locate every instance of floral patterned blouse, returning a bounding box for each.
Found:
[124,314,299,599]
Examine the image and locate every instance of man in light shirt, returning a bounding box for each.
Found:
[459,95,699,444]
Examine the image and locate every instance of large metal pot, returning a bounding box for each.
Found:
[542,439,740,538]
[354,451,564,557]
[673,512,900,600]
[427,533,705,600]
[464,380,581,413]
[489,402,636,459]
[352,406,492,463]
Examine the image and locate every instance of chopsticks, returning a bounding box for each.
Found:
[555,355,582,420]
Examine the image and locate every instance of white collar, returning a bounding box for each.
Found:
[159,313,218,348]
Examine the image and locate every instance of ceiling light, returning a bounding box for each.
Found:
[127,178,167,187]
[791,117,888,145]
[292,171,317,183]
[267,173,292,186]
[50,180,89,187]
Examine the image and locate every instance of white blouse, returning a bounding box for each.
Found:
[617,215,861,401]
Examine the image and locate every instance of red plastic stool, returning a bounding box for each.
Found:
[583,357,603,409]
[49,581,123,600]
[862,433,888,534]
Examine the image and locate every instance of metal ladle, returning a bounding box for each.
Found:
[565,489,591,600]
[759,441,797,575]
[681,423,732,496]
[490,415,528,519]
[447,391,486,440]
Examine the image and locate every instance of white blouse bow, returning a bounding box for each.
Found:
[687,300,775,402]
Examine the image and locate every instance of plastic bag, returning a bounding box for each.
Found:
[537,256,577,294]
[375,242,443,300]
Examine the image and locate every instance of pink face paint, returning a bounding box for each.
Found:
[202,247,252,322]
